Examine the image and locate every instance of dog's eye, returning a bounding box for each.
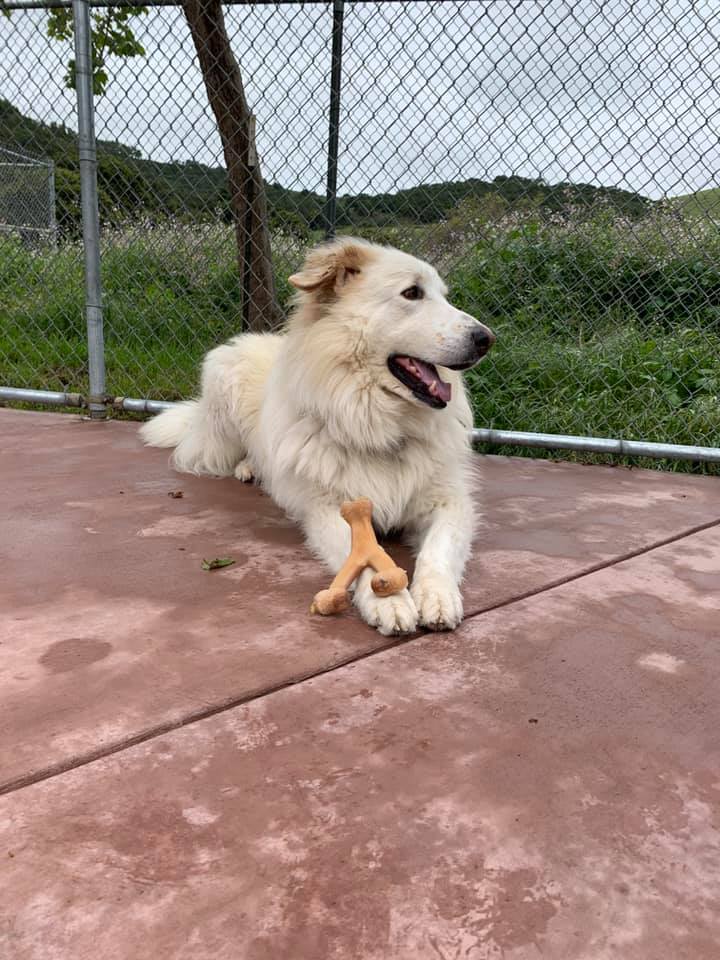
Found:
[401,285,423,301]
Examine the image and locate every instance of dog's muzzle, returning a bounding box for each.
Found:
[447,323,496,370]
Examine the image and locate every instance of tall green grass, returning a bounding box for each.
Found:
[449,205,720,468]
[0,223,303,399]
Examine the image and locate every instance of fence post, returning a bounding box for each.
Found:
[48,160,57,249]
[242,114,256,330]
[323,0,345,240]
[72,0,107,419]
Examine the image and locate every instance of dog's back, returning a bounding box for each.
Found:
[139,332,282,476]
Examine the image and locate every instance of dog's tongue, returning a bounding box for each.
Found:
[396,356,452,403]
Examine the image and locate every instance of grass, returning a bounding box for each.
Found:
[450,204,720,470]
[1,205,719,474]
[672,186,720,222]
[0,222,304,400]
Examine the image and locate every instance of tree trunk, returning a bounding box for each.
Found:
[182,0,281,332]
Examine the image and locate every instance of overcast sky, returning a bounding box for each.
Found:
[2,0,719,199]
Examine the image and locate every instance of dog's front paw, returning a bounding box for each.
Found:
[234,459,255,483]
[411,575,463,632]
[356,587,418,636]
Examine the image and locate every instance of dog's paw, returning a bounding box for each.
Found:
[234,459,255,483]
[356,588,418,636]
[411,575,463,632]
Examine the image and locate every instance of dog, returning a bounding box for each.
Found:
[139,237,494,635]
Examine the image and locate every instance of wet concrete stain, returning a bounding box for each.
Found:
[39,638,112,673]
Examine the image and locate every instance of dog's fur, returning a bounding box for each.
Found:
[140,237,494,635]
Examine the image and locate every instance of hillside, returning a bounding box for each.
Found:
[1,98,650,233]
[671,186,720,220]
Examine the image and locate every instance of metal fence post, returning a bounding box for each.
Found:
[47,159,57,249]
[242,114,257,331]
[323,0,344,240]
[72,0,107,419]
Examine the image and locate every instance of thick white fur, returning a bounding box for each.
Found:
[140,238,493,635]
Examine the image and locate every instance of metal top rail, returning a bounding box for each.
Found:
[0,146,51,164]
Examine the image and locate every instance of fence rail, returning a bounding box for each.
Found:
[1,0,719,467]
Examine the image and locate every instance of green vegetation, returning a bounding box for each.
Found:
[458,219,720,471]
[45,6,147,96]
[0,99,229,231]
[0,221,302,399]
[671,186,720,222]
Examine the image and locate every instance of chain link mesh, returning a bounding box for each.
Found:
[0,145,56,239]
[1,0,719,462]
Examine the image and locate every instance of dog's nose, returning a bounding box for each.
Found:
[471,325,495,357]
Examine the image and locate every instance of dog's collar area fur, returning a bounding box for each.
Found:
[387,355,451,409]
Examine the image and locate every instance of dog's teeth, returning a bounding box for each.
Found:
[429,380,438,395]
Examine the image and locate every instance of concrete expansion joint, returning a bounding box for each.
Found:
[461,513,720,625]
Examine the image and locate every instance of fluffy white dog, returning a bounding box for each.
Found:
[140,237,494,635]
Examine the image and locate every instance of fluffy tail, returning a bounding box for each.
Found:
[139,401,197,449]
[139,400,243,476]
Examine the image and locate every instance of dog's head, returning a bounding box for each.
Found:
[289,237,494,410]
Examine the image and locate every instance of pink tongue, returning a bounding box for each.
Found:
[397,357,452,403]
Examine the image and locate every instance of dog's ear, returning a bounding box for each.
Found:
[289,238,370,294]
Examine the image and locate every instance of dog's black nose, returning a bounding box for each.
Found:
[472,326,495,357]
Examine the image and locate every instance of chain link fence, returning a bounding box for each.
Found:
[0,145,56,244]
[0,0,719,467]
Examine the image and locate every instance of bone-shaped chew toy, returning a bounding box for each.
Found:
[311,498,408,616]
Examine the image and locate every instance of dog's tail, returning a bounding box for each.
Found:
[139,401,196,449]
[139,400,242,476]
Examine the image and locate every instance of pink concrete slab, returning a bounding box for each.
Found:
[2,408,719,791]
[464,452,719,613]
[2,526,719,959]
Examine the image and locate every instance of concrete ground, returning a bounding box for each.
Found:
[1,407,719,959]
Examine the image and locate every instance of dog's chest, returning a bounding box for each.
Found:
[270,413,447,529]
[312,436,432,528]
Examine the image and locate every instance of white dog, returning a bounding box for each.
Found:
[140,237,494,635]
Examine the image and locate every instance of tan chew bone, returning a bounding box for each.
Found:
[310,498,408,616]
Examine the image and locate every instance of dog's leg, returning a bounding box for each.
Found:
[303,504,418,636]
[409,493,474,631]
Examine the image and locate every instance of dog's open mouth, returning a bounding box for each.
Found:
[388,355,451,409]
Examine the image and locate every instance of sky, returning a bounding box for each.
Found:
[1,0,719,199]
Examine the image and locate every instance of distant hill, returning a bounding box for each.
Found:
[671,186,720,220]
[0,98,651,234]
[0,99,229,232]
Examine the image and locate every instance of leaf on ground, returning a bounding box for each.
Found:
[167,490,184,498]
[200,557,235,570]
[201,557,235,571]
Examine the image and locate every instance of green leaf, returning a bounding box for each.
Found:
[93,68,109,96]
[201,557,236,571]
[46,6,147,96]
[47,9,73,40]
